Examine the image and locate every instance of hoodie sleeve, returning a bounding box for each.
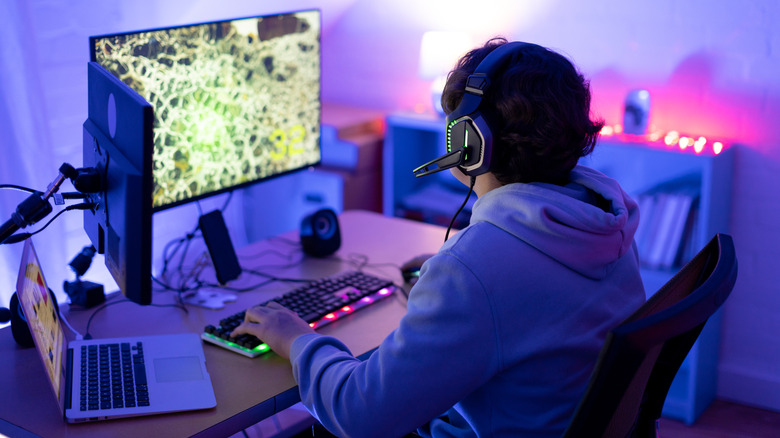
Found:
[290,251,501,437]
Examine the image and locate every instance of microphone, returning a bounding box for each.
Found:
[0,163,87,244]
[412,149,465,178]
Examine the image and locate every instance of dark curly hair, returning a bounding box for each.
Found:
[442,38,603,184]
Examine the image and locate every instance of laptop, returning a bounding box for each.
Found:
[16,238,217,423]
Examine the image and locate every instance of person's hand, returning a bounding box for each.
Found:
[230,302,316,359]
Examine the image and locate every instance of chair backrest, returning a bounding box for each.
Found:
[563,233,738,438]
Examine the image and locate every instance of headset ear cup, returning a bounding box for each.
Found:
[448,115,492,176]
[9,293,35,348]
[300,208,341,257]
[463,114,493,176]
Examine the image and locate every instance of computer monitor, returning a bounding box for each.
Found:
[89,9,322,211]
[82,62,154,305]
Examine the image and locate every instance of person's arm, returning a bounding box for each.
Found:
[290,252,501,437]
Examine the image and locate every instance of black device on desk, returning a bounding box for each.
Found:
[202,271,397,357]
[199,210,242,284]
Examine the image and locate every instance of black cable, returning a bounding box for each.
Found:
[220,191,234,211]
[61,192,89,199]
[190,278,277,293]
[445,176,476,242]
[0,184,37,193]
[2,202,95,244]
[160,234,191,277]
[83,296,188,339]
[192,190,232,217]
[176,234,196,287]
[240,244,306,271]
[242,268,314,284]
[83,298,129,339]
[269,235,302,247]
[398,284,411,299]
[159,222,200,281]
[162,194,233,290]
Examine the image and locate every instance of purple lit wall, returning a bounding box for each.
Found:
[1,0,778,413]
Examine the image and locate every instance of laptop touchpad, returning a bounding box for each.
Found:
[154,356,204,382]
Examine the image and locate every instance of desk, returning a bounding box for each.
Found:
[0,211,447,437]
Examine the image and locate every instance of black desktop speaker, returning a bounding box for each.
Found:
[413,41,533,178]
[300,208,341,257]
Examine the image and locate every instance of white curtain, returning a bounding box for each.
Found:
[0,1,67,309]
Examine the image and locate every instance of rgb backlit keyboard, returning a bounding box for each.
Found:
[201,271,396,357]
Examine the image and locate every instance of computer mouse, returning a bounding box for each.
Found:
[400,254,433,285]
[401,265,422,285]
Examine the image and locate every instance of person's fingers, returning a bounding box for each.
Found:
[264,301,297,315]
[230,320,255,337]
[265,301,285,310]
[230,306,268,337]
[244,305,271,321]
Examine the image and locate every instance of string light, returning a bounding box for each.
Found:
[600,125,726,155]
[694,137,707,153]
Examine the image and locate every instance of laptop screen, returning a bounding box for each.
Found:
[16,239,67,404]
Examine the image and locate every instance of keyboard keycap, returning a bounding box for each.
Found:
[79,341,149,410]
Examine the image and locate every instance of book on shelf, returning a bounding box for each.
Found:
[635,184,700,270]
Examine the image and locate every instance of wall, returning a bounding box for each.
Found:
[0,0,778,412]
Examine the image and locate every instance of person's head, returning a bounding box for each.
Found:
[442,38,603,185]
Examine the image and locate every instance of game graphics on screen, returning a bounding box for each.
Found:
[17,241,65,400]
[93,11,321,209]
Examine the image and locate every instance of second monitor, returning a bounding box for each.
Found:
[82,10,322,304]
[90,9,322,211]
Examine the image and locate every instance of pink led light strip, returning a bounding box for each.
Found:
[307,286,395,330]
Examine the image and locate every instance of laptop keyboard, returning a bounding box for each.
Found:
[202,271,397,358]
[79,342,149,411]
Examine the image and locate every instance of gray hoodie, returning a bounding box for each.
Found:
[291,165,646,437]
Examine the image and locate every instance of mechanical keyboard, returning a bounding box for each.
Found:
[201,271,397,357]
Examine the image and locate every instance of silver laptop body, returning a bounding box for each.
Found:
[16,238,217,423]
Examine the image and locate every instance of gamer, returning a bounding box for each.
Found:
[232,38,646,437]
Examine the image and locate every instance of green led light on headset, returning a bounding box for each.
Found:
[447,119,472,162]
[463,127,470,161]
[446,119,457,152]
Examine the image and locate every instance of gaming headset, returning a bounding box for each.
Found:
[413,41,531,178]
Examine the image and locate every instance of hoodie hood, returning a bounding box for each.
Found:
[469,165,639,280]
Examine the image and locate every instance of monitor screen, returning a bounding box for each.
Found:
[90,9,322,211]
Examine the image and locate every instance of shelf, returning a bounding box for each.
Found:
[383,112,448,218]
[584,139,734,425]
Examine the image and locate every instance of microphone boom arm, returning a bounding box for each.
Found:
[413,149,464,178]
